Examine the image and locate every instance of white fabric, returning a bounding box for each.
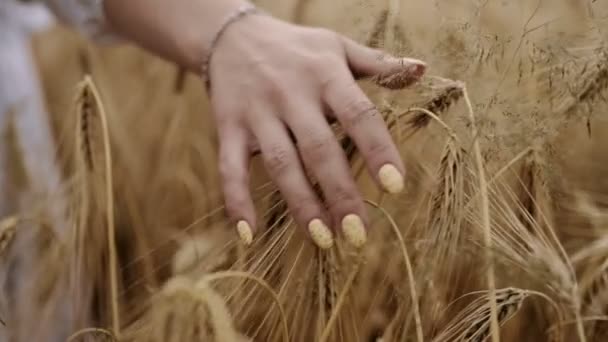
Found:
[44,0,118,41]
[0,1,68,237]
[0,2,54,118]
[0,0,115,224]
[0,2,104,340]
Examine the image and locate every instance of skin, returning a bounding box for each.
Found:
[103,0,426,244]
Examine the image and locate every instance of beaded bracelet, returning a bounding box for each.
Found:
[200,3,263,87]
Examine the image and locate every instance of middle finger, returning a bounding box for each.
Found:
[285,100,368,248]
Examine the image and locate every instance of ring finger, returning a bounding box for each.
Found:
[286,101,368,248]
[249,108,334,249]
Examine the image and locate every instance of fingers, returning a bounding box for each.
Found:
[341,36,426,89]
[249,111,334,249]
[213,30,426,250]
[286,103,368,248]
[218,125,256,246]
[323,67,406,195]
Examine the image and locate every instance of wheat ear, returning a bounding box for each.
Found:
[75,75,120,336]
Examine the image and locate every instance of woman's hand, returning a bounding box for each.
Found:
[104,0,425,248]
[209,14,426,249]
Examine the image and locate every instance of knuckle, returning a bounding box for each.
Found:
[302,55,327,76]
[302,54,343,82]
[320,29,344,50]
[365,138,393,158]
[300,131,335,164]
[301,28,344,71]
[222,172,249,211]
[218,157,247,187]
[319,69,344,92]
[264,144,292,175]
[249,58,273,75]
[289,196,320,222]
[325,184,360,212]
[215,110,240,131]
[337,96,379,131]
[250,60,286,99]
[218,156,237,182]
[309,27,339,42]
[259,78,285,101]
[224,193,248,218]
[248,139,261,155]
[218,161,232,181]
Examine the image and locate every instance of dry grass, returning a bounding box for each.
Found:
[4,0,608,341]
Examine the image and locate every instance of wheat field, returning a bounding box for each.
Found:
[2,0,608,341]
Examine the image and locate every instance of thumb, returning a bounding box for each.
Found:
[341,37,427,89]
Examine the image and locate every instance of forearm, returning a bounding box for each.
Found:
[103,0,249,72]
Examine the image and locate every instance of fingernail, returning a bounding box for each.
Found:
[403,59,427,78]
[308,219,334,249]
[378,164,404,194]
[374,59,427,90]
[385,56,426,69]
[342,214,367,248]
[401,57,427,68]
[236,220,253,246]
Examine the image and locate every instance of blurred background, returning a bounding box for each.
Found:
[2,0,608,341]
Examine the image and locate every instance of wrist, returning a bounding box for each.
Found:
[199,3,265,83]
[103,0,253,72]
[179,0,255,72]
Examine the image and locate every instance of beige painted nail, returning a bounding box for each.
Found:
[401,57,427,67]
[236,220,253,246]
[382,56,426,68]
[378,164,404,194]
[342,214,367,248]
[308,219,334,249]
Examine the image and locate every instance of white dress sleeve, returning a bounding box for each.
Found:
[0,1,70,234]
[43,0,119,42]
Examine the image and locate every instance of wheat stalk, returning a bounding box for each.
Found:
[318,258,361,342]
[366,199,424,342]
[74,75,120,336]
[461,84,501,342]
[67,328,117,342]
